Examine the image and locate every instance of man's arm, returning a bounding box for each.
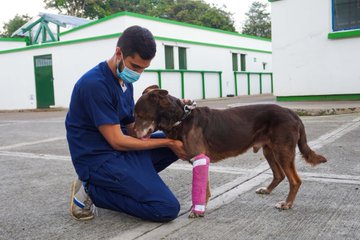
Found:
[98,124,189,160]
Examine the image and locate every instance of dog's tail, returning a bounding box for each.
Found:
[298,121,327,166]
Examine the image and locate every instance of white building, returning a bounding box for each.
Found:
[0,11,272,110]
[269,0,360,101]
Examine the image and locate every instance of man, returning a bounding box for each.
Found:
[66,26,188,222]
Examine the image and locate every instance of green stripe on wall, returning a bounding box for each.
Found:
[0,32,272,55]
[277,94,360,101]
[328,29,360,39]
[0,37,26,42]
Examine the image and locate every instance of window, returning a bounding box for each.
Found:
[178,47,187,70]
[240,54,246,71]
[165,45,174,69]
[232,53,238,71]
[333,0,360,31]
[232,53,246,71]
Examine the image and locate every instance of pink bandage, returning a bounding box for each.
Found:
[191,153,210,214]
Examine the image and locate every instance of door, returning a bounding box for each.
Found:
[34,54,55,108]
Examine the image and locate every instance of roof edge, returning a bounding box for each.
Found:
[0,37,27,42]
[60,11,271,42]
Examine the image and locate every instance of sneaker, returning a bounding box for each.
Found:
[70,179,95,221]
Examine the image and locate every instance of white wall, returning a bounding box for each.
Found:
[271,0,360,96]
[0,51,36,110]
[0,40,26,51]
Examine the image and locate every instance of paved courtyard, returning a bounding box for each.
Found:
[0,96,359,240]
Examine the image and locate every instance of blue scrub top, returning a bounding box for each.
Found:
[65,61,135,181]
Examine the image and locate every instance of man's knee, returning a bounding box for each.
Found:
[147,198,180,222]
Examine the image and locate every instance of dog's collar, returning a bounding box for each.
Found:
[173,102,197,127]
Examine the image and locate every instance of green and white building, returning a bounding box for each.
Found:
[269,0,360,101]
[0,11,272,110]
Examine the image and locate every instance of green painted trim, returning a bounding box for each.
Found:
[268,0,281,2]
[23,18,42,32]
[234,72,238,96]
[180,71,185,99]
[0,31,271,55]
[235,71,273,75]
[201,72,206,99]
[277,94,360,102]
[219,72,223,98]
[145,69,221,74]
[0,37,26,42]
[60,11,271,42]
[157,71,162,89]
[0,32,120,54]
[43,21,57,42]
[33,23,43,44]
[157,36,271,54]
[247,73,251,95]
[234,72,273,95]
[57,25,60,41]
[328,29,360,39]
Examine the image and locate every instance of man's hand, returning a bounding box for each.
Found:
[168,139,190,160]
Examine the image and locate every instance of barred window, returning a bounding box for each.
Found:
[333,0,360,31]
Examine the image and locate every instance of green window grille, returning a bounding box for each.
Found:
[232,53,238,71]
[165,45,174,69]
[178,47,187,70]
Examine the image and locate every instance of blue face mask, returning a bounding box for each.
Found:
[116,57,141,84]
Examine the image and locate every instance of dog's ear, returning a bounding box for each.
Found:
[148,89,168,98]
[142,85,160,95]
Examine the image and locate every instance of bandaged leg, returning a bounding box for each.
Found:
[191,154,210,215]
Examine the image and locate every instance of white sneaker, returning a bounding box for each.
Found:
[70,180,95,221]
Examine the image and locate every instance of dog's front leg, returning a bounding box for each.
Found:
[189,154,210,218]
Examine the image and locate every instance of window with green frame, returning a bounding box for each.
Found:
[332,0,360,31]
[232,53,246,71]
[232,53,238,71]
[165,45,174,69]
[178,47,187,70]
[240,54,246,71]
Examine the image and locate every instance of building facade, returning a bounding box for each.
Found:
[0,12,272,110]
[269,0,360,101]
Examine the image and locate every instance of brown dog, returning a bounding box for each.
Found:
[134,88,327,217]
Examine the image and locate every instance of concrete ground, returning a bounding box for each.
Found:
[0,95,359,240]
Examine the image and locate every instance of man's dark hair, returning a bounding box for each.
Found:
[117,25,156,60]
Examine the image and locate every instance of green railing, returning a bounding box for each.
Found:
[233,72,273,96]
[144,69,223,99]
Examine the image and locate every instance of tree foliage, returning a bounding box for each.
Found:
[44,0,236,32]
[0,14,31,38]
[242,1,271,39]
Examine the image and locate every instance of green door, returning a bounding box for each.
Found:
[34,54,55,108]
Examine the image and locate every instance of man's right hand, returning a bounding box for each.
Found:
[168,140,190,160]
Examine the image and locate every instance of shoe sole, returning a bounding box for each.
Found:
[69,180,94,221]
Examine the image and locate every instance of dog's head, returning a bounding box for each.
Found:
[134,89,184,139]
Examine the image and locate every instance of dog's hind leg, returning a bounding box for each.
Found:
[275,148,302,210]
[256,146,285,195]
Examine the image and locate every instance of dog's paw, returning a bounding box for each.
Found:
[275,201,292,210]
[256,187,271,195]
[188,211,205,218]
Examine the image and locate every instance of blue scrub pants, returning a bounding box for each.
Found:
[86,138,179,222]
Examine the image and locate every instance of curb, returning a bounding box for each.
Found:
[292,107,360,116]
